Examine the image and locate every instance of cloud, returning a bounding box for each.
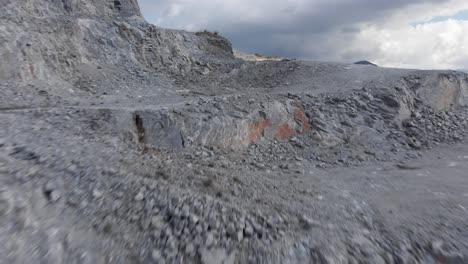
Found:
[139,0,468,69]
[347,20,468,69]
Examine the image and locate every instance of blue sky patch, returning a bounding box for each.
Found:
[412,9,468,26]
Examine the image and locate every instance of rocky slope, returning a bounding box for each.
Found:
[1,0,468,263]
[0,0,234,107]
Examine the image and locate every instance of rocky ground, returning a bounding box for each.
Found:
[1,0,468,263]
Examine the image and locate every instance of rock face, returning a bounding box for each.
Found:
[125,99,310,150]
[409,72,468,111]
[0,0,234,90]
[106,71,467,151]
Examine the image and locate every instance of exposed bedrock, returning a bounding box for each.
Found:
[116,99,310,150]
[405,72,468,111]
[107,71,468,151]
[0,0,233,88]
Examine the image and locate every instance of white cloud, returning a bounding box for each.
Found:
[340,0,468,69]
[345,20,468,69]
[167,4,182,17]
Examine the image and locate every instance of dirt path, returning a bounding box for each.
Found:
[321,140,468,251]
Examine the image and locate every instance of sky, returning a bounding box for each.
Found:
[139,0,468,70]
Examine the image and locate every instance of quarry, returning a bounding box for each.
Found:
[1,0,468,263]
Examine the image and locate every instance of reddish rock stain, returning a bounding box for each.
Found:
[274,124,296,140]
[249,119,270,143]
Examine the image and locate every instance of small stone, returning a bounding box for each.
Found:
[189,214,200,225]
[171,197,179,205]
[244,224,254,237]
[163,228,173,238]
[102,219,113,234]
[408,139,422,149]
[185,243,195,254]
[49,190,62,202]
[299,215,319,230]
[251,220,263,235]
[236,231,243,242]
[236,218,246,230]
[256,163,266,169]
[231,188,239,197]
[44,181,56,193]
[140,218,151,230]
[295,156,304,161]
[431,240,444,253]
[278,230,285,237]
[209,216,220,230]
[166,237,177,250]
[151,250,162,261]
[268,214,284,226]
[130,214,140,222]
[112,199,122,211]
[205,233,215,247]
[226,223,236,237]
[182,204,190,216]
[357,154,366,162]
[135,192,145,201]
[92,189,103,199]
[44,181,61,202]
[66,193,81,207]
[195,224,203,234]
[151,216,164,230]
